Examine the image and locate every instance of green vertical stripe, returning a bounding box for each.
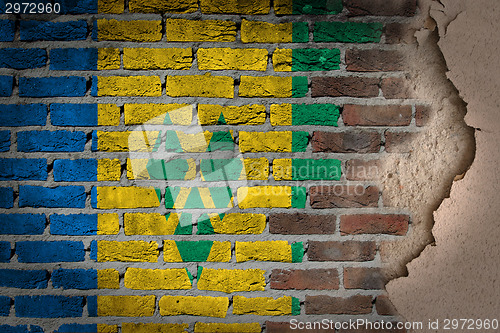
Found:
[186,268,194,284]
[291,297,301,315]
[291,242,304,262]
[292,76,308,97]
[291,48,340,71]
[292,22,309,43]
[291,186,307,208]
[292,0,342,14]
[314,22,383,43]
[292,104,340,125]
[291,131,308,152]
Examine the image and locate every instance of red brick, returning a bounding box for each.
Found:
[384,23,417,44]
[340,325,407,333]
[311,77,379,98]
[344,267,386,289]
[308,241,376,261]
[266,322,333,333]
[346,49,406,72]
[376,295,399,316]
[305,295,373,315]
[415,105,431,127]
[343,105,412,126]
[381,77,414,99]
[270,269,339,290]
[269,213,336,234]
[346,159,381,181]
[312,131,381,153]
[310,185,379,208]
[340,214,410,235]
[385,131,418,153]
[344,0,417,17]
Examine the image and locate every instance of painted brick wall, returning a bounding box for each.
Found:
[0,0,422,331]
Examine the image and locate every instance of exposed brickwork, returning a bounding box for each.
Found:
[0,0,426,329]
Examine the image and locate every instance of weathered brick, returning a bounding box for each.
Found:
[381,77,414,99]
[17,130,86,153]
[198,104,266,125]
[166,19,236,42]
[305,295,372,314]
[50,213,119,236]
[384,23,417,44]
[16,241,85,263]
[97,48,121,70]
[275,0,343,15]
[273,48,341,71]
[239,76,308,98]
[124,268,192,290]
[0,214,45,235]
[273,159,341,180]
[92,76,161,97]
[0,76,12,97]
[312,131,381,153]
[201,0,269,14]
[163,240,231,262]
[0,187,13,208]
[235,241,303,263]
[194,323,261,333]
[123,48,192,70]
[270,269,339,290]
[98,269,120,289]
[124,103,192,125]
[416,105,431,126]
[269,213,336,234]
[340,214,410,235]
[375,295,399,316]
[88,295,155,317]
[198,48,268,71]
[159,296,229,317]
[19,186,86,208]
[270,103,340,126]
[239,131,308,152]
[0,158,47,180]
[127,159,195,181]
[15,296,84,318]
[52,269,97,290]
[99,0,124,13]
[124,212,191,235]
[166,74,234,98]
[311,76,379,97]
[310,185,379,208]
[385,131,418,153]
[0,269,49,289]
[90,240,159,262]
[308,241,377,261]
[93,19,162,42]
[122,323,189,333]
[50,48,98,71]
[91,186,160,209]
[346,159,381,181]
[346,49,405,72]
[0,48,46,69]
[0,20,14,42]
[92,131,161,152]
[0,296,10,316]
[0,242,10,262]
[165,186,233,209]
[314,22,383,43]
[0,131,9,152]
[241,19,308,43]
[129,0,198,13]
[20,20,87,41]
[344,267,386,289]
[344,0,417,16]
[19,77,86,97]
[197,267,265,293]
[238,186,306,209]
[233,296,300,316]
[51,104,101,127]
[197,213,266,235]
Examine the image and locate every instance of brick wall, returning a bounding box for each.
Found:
[0,0,422,331]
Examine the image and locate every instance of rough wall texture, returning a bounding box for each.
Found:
[0,0,480,332]
[388,0,500,330]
